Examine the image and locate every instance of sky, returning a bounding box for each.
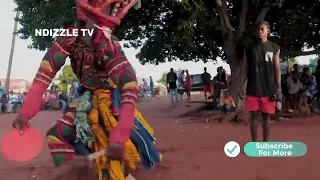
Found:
[0,1,317,83]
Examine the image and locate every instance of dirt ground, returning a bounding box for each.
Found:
[0,95,320,180]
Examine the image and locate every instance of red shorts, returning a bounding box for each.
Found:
[245,95,276,114]
[203,84,211,93]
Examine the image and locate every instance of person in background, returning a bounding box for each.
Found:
[9,91,22,113]
[59,90,69,113]
[311,60,320,110]
[201,67,212,102]
[220,90,235,114]
[287,71,303,113]
[50,83,58,94]
[0,81,4,97]
[149,76,154,96]
[210,67,228,102]
[292,64,301,74]
[166,68,179,103]
[20,92,26,104]
[142,78,148,88]
[300,67,317,110]
[185,70,192,101]
[177,70,185,100]
[0,92,9,113]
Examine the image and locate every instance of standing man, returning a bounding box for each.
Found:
[201,67,212,102]
[178,70,185,100]
[167,68,179,103]
[185,70,192,101]
[149,76,154,96]
[239,21,281,142]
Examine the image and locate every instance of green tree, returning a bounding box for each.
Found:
[157,72,167,86]
[58,65,78,90]
[15,0,320,108]
[288,58,298,67]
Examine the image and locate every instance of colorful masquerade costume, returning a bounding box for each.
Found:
[17,0,162,179]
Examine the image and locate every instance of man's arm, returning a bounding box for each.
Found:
[18,32,73,119]
[166,73,169,85]
[274,49,281,90]
[105,43,138,145]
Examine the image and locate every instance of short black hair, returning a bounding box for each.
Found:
[258,21,270,30]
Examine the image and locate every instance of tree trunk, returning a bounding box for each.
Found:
[224,40,249,123]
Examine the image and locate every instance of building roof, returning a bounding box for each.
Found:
[0,79,32,90]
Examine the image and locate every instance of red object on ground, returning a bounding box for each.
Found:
[1,128,43,162]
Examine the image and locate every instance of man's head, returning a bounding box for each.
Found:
[170,68,174,72]
[204,67,207,72]
[181,70,185,74]
[217,66,223,73]
[303,67,310,75]
[258,21,270,40]
[150,76,152,79]
[293,64,299,72]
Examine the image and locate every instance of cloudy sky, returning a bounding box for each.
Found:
[0,1,316,82]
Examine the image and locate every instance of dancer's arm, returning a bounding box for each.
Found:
[106,44,138,145]
[18,30,74,119]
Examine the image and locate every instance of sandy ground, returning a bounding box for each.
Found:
[0,95,320,180]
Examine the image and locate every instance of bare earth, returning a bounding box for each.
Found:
[0,95,319,180]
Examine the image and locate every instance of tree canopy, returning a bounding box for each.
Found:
[15,0,320,65]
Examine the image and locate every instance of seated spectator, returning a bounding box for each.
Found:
[43,91,57,110]
[0,93,9,113]
[287,71,303,113]
[59,90,69,113]
[300,67,317,111]
[9,91,22,113]
[218,90,235,114]
[310,63,320,110]
[47,91,57,101]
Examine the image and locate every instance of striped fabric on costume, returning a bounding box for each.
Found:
[46,83,162,180]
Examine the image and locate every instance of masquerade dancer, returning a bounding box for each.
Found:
[12,0,162,179]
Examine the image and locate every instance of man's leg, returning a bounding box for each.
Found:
[173,88,179,102]
[203,85,208,102]
[170,88,174,103]
[187,88,191,100]
[261,112,271,142]
[261,97,276,142]
[250,111,260,142]
[245,95,260,142]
